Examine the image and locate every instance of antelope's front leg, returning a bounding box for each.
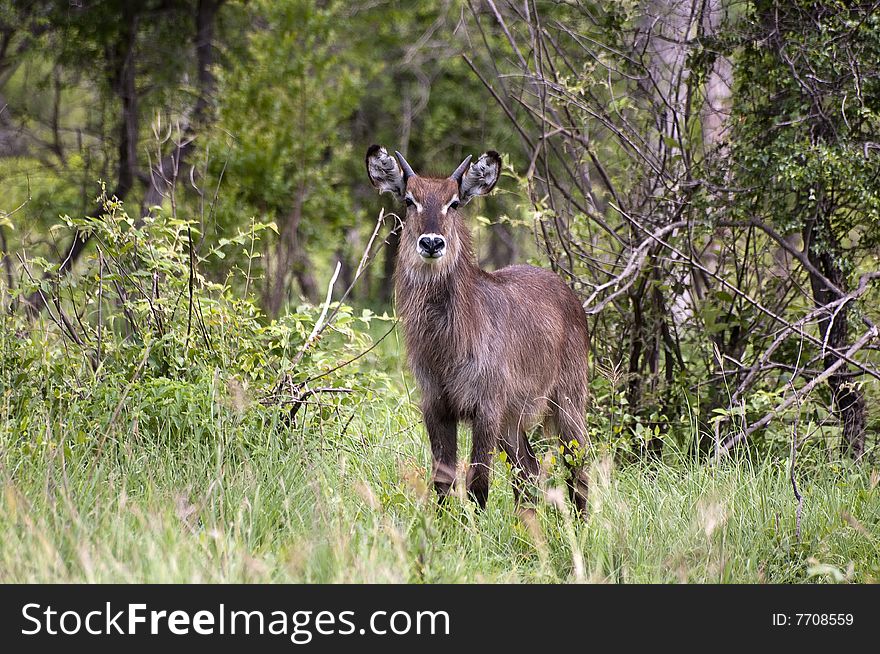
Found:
[467,412,500,510]
[423,400,458,503]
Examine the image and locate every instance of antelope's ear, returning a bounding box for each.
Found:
[366,145,406,198]
[458,151,501,204]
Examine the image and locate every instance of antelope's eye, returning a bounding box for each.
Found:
[449,200,460,210]
[405,197,415,207]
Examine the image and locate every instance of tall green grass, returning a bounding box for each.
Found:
[1,366,877,583]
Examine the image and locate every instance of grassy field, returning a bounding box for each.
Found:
[1,327,878,584]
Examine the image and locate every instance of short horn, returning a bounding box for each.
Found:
[450,155,472,183]
[394,150,416,181]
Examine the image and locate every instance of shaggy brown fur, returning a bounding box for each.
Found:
[367,147,590,514]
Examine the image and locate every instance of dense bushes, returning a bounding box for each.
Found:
[0,190,391,449]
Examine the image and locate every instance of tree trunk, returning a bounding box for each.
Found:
[637,0,693,149]
[700,0,731,149]
[140,0,221,218]
[262,191,319,316]
[24,7,140,316]
[292,241,318,304]
[804,214,867,458]
[626,266,670,459]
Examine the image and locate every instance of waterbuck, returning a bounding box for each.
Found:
[366,145,590,515]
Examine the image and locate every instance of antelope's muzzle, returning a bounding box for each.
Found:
[417,234,446,259]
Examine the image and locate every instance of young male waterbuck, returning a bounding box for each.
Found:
[366,145,590,515]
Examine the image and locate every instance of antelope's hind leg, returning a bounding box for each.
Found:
[552,400,590,518]
[466,412,501,510]
[500,425,541,509]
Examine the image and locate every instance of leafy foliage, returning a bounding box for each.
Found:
[2,189,389,448]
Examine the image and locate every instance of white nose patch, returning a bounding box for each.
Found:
[417,233,446,259]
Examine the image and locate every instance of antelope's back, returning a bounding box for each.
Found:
[482,263,589,368]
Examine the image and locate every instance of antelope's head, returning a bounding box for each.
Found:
[366,145,501,274]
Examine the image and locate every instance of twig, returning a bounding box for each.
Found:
[290,261,341,370]
[730,272,879,405]
[582,220,688,314]
[303,318,397,386]
[717,325,878,455]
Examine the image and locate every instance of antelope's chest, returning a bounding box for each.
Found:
[404,315,499,415]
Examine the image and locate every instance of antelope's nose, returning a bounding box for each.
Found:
[418,234,446,258]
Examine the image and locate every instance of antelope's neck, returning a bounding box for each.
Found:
[394,254,480,345]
